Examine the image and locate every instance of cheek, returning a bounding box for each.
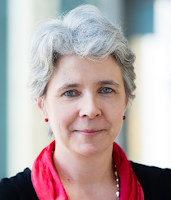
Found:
[49,103,78,131]
[106,98,125,117]
[105,100,125,129]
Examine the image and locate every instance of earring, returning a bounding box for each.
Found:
[45,118,48,122]
[123,116,126,120]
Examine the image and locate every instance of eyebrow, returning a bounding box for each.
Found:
[57,83,80,93]
[57,80,120,93]
[97,80,120,88]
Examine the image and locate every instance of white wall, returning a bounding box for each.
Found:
[128,0,171,168]
[7,0,57,177]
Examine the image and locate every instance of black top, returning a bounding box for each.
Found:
[0,161,171,200]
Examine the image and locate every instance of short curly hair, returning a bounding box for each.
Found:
[28,4,136,101]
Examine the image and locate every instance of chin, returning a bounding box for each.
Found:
[73,143,110,156]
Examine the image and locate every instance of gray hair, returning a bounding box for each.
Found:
[28,4,136,101]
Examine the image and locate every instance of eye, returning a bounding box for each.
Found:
[64,90,77,97]
[100,87,113,94]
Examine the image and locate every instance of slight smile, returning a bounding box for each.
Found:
[74,129,105,136]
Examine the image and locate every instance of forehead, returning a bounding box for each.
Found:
[56,55,121,74]
[48,55,124,89]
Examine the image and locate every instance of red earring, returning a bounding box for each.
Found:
[123,116,126,120]
[45,118,48,122]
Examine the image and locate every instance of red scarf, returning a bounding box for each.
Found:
[31,140,144,200]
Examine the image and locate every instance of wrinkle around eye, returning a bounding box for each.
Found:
[99,87,115,94]
[63,90,79,97]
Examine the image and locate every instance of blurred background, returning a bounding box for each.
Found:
[1,0,171,179]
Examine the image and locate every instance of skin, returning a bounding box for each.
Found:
[36,55,128,200]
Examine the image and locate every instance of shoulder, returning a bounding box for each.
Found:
[130,161,171,200]
[0,168,38,200]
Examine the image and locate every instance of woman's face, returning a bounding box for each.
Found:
[40,55,128,156]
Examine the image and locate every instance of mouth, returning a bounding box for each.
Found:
[74,129,105,136]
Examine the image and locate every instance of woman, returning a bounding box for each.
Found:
[0,4,171,200]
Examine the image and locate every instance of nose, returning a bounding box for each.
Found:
[79,94,102,119]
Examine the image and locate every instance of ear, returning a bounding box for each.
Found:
[34,98,48,118]
[124,97,129,112]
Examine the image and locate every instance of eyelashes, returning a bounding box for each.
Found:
[100,87,113,94]
[64,90,78,97]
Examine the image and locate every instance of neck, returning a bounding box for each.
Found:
[53,142,115,187]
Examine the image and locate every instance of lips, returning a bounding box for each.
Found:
[74,129,104,136]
